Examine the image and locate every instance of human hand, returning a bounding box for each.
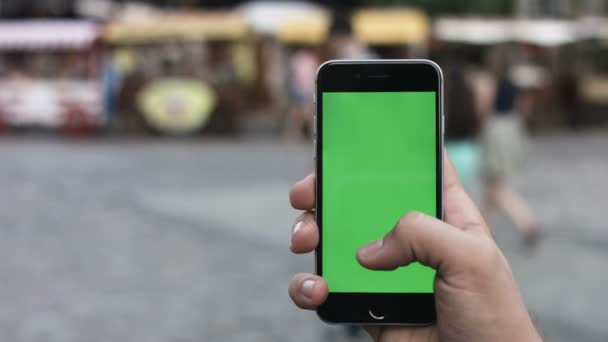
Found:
[288,151,541,342]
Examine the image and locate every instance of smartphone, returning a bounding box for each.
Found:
[315,60,443,325]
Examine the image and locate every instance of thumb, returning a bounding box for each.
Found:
[356,211,476,274]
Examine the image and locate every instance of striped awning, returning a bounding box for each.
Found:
[104,12,249,44]
[435,18,580,46]
[0,20,99,50]
[239,1,330,36]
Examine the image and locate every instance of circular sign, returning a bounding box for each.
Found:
[137,78,217,135]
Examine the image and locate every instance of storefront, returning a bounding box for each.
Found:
[103,10,252,136]
[0,20,102,136]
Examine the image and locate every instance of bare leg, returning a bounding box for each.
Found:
[486,180,538,236]
[482,184,500,239]
[284,105,304,141]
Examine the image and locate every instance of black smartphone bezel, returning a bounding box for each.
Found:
[314,60,444,325]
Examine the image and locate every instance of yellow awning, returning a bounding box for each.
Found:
[352,8,429,45]
[277,14,330,45]
[104,11,249,44]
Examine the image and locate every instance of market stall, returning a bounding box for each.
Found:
[103,11,251,136]
[238,1,330,116]
[0,20,102,135]
[434,17,582,130]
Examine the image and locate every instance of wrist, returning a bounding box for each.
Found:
[502,314,543,342]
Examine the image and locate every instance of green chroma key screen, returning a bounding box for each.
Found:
[322,91,437,293]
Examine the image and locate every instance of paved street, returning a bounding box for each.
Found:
[0,131,606,342]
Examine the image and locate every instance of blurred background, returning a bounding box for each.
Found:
[0,0,607,341]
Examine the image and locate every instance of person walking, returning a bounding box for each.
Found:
[480,72,542,247]
[284,47,318,141]
[444,67,481,192]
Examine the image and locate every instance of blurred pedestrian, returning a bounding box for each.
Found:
[326,15,375,61]
[101,50,124,128]
[284,46,318,141]
[444,68,481,192]
[481,72,541,247]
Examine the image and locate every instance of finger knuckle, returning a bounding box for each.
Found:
[466,238,502,277]
[392,212,423,241]
[397,211,423,228]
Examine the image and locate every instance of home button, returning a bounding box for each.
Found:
[368,308,385,321]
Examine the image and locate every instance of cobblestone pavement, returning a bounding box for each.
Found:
[0,131,606,342]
